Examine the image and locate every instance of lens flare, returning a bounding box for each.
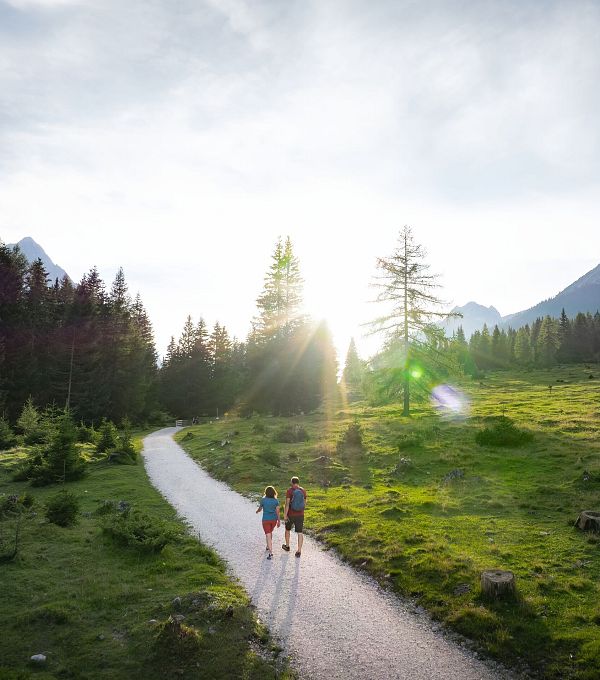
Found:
[430,384,470,418]
[410,366,423,379]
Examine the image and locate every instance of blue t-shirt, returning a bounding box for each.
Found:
[260,497,280,521]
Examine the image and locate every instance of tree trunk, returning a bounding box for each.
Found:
[481,570,516,600]
[403,232,410,417]
[575,511,600,532]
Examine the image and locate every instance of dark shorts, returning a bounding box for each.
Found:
[285,514,304,533]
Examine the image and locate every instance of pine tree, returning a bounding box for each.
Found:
[254,237,303,340]
[342,338,364,397]
[536,316,559,367]
[514,327,532,365]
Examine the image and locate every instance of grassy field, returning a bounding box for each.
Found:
[0,431,293,680]
[176,364,600,679]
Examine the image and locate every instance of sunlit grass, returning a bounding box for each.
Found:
[177,364,600,679]
[0,431,293,680]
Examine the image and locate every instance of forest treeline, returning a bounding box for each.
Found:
[159,237,337,418]
[0,242,157,424]
[2,233,599,424]
[0,237,336,424]
[457,310,600,372]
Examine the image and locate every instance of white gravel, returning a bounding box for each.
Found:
[143,428,515,680]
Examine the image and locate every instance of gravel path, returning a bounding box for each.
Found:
[143,428,514,680]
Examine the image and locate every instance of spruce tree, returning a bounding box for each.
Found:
[536,316,559,367]
[342,338,364,398]
[514,327,532,365]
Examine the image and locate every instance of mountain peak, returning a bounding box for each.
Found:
[560,263,600,294]
[7,236,70,283]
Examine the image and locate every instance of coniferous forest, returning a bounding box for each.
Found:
[1,236,337,425]
[0,242,158,425]
[2,234,599,424]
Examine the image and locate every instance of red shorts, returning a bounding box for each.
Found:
[262,520,277,534]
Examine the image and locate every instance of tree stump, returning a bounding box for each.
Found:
[481,570,516,600]
[575,511,600,532]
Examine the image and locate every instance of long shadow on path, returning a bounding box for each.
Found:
[143,428,513,680]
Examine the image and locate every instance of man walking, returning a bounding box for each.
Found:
[282,476,306,557]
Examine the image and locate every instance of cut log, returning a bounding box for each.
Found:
[481,570,516,600]
[575,510,600,532]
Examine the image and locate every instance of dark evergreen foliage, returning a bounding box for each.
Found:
[0,240,158,424]
[45,489,80,527]
[457,308,600,372]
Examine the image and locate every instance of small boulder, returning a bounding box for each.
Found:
[30,654,47,664]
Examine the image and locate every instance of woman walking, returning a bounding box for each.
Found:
[256,485,281,559]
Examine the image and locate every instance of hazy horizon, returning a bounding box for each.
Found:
[2,0,600,360]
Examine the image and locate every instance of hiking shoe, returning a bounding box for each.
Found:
[295,551,301,558]
[282,544,290,552]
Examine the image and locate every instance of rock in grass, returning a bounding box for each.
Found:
[30,654,46,664]
[453,583,471,596]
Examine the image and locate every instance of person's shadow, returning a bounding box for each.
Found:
[250,552,301,640]
[279,557,300,638]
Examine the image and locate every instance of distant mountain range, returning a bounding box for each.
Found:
[7,236,70,283]
[445,263,600,337]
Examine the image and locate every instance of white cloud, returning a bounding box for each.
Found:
[1,0,600,359]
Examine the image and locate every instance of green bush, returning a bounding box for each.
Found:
[475,416,534,447]
[46,490,80,527]
[108,428,137,465]
[273,424,308,443]
[337,421,365,457]
[77,423,97,444]
[16,398,46,445]
[261,446,280,467]
[0,492,34,516]
[252,420,267,434]
[102,509,177,552]
[96,420,118,453]
[16,414,86,486]
[0,416,15,451]
[93,499,131,516]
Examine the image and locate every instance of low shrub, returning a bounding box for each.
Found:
[93,499,131,516]
[475,416,534,447]
[261,446,280,467]
[102,509,177,552]
[16,398,46,445]
[45,490,80,527]
[17,414,86,486]
[96,420,118,453]
[108,429,137,465]
[0,416,15,451]
[0,492,34,516]
[153,616,203,665]
[252,420,267,434]
[396,433,424,449]
[337,421,365,459]
[77,423,97,444]
[273,424,309,443]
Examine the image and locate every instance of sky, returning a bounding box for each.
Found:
[1,0,600,362]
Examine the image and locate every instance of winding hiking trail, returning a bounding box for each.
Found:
[143,428,514,680]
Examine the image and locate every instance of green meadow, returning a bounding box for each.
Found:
[177,365,600,679]
[0,433,293,680]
